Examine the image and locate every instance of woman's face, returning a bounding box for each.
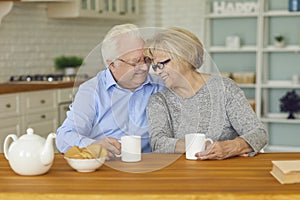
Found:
[152,51,185,89]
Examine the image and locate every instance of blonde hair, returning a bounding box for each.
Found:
[101,24,142,66]
[145,27,204,69]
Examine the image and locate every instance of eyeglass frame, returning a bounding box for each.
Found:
[116,56,152,67]
[151,59,171,72]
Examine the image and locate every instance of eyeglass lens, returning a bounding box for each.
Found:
[152,59,171,72]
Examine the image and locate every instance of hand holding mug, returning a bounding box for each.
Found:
[92,137,121,160]
[195,138,253,160]
[185,133,213,160]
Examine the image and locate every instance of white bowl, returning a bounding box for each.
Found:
[64,157,105,172]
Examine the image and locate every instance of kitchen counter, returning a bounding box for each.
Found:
[0,82,77,94]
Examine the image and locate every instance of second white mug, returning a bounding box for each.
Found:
[185,133,213,160]
[121,135,141,162]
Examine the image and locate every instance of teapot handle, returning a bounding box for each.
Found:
[3,134,18,160]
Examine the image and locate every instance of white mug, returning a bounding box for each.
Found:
[185,133,213,160]
[121,135,141,162]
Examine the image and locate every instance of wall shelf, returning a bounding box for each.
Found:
[205,0,300,147]
[209,46,257,52]
[207,13,258,18]
[263,45,300,52]
[264,10,300,16]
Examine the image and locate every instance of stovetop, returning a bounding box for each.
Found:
[9,74,89,82]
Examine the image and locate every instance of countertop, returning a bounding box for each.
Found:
[1,153,300,200]
[0,81,77,94]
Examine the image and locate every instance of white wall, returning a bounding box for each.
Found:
[0,0,205,82]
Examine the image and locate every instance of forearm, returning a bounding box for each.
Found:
[228,137,253,156]
[56,124,95,153]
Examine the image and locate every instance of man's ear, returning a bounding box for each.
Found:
[106,59,112,67]
[108,60,117,74]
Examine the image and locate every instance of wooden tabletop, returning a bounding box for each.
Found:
[1,153,300,200]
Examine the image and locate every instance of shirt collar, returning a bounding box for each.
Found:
[104,68,117,90]
[104,68,152,91]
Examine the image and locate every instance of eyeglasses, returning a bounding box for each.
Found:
[151,59,171,72]
[117,57,152,67]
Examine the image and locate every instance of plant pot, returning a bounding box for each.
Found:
[64,67,77,75]
[287,112,296,119]
[274,40,285,48]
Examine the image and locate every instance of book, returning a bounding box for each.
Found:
[270,160,300,184]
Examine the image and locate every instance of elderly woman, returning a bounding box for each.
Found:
[145,27,268,160]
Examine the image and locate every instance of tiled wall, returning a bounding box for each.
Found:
[0,0,205,82]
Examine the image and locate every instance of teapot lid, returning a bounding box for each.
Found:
[19,128,44,141]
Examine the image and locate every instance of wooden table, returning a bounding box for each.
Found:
[1,153,300,200]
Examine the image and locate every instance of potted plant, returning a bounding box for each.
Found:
[279,90,300,119]
[274,35,285,48]
[54,55,83,75]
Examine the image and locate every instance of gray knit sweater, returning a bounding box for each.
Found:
[146,75,268,153]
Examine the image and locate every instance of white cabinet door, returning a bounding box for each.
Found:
[0,117,22,153]
[47,0,139,19]
[57,88,74,103]
[21,90,58,136]
[0,93,21,118]
[22,90,56,113]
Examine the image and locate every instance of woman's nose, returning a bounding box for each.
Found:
[155,68,163,75]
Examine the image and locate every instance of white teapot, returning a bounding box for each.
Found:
[3,128,56,176]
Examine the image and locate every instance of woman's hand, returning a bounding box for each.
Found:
[195,137,253,160]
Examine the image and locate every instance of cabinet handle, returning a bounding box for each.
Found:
[41,114,46,119]
[40,99,46,104]
[6,104,11,108]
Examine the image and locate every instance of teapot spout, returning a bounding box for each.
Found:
[40,133,56,166]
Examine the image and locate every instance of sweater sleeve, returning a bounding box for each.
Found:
[146,93,179,153]
[224,78,269,152]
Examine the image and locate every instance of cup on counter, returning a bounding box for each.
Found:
[292,74,298,85]
[185,133,213,160]
[120,135,141,162]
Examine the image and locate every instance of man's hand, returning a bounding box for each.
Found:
[195,137,253,160]
[92,137,121,160]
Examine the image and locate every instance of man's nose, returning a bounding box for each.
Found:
[135,63,148,71]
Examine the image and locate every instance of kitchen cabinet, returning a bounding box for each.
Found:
[0,93,22,149]
[21,90,58,138]
[47,0,139,20]
[0,93,21,118]
[0,87,77,152]
[57,88,76,125]
[0,117,22,152]
[57,87,75,103]
[205,0,300,149]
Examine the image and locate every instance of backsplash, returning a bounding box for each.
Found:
[0,1,204,83]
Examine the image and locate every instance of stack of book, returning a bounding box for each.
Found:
[270,160,300,184]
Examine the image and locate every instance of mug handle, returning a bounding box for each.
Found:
[204,138,214,150]
[115,140,122,157]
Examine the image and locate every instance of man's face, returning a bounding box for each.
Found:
[110,38,149,91]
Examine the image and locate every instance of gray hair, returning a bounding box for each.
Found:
[145,27,204,69]
[101,24,142,67]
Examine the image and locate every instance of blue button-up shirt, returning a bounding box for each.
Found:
[56,69,164,153]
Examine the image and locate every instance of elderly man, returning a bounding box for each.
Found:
[56,24,164,159]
